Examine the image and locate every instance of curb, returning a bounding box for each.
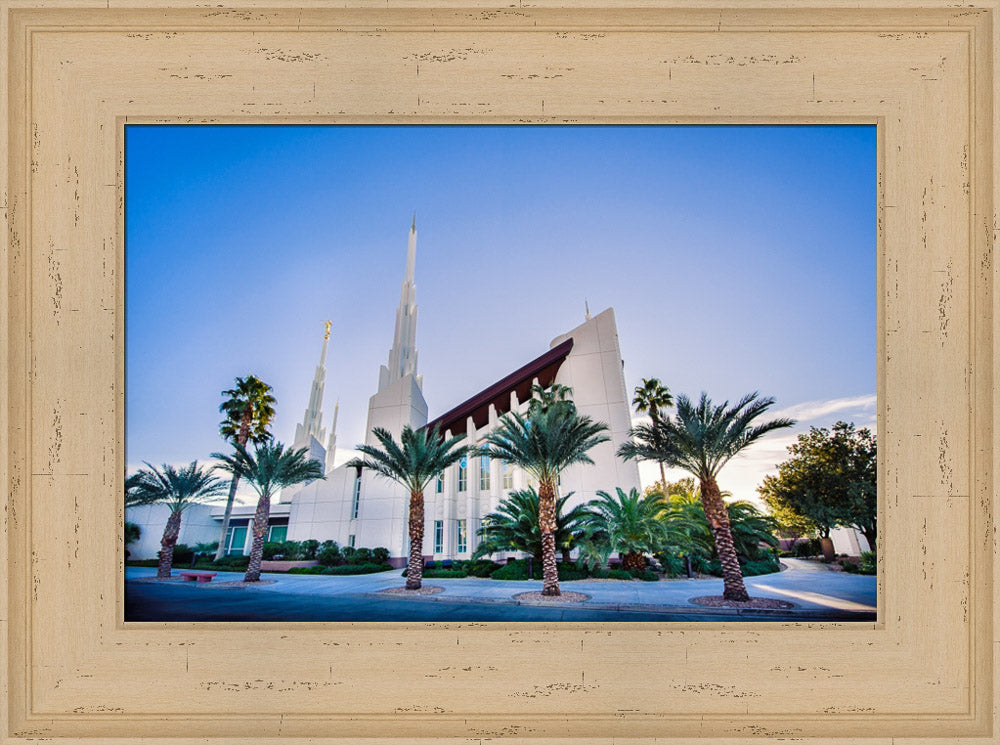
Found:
[359,590,875,619]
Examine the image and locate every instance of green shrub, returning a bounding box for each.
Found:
[858,550,876,574]
[557,564,590,581]
[340,546,357,564]
[372,547,390,565]
[793,538,822,558]
[126,559,160,567]
[840,561,859,573]
[654,552,687,577]
[740,556,781,576]
[213,555,250,569]
[261,541,283,560]
[300,539,320,560]
[287,565,328,574]
[165,544,194,564]
[491,559,541,580]
[316,543,343,567]
[468,560,500,577]
[322,563,392,575]
[424,568,467,578]
[351,547,373,565]
[589,567,610,579]
[124,521,141,545]
[607,568,632,580]
[629,567,659,581]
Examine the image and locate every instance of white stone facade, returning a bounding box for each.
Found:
[283,306,640,564]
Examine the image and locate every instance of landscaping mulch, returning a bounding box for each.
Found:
[129,576,186,583]
[379,586,444,596]
[513,591,590,603]
[689,595,795,610]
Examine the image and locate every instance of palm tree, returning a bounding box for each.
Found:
[725,501,780,561]
[580,487,667,571]
[345,425,469,590]
[212,442,324,582]
[214,376,277,560]
[619,391,793,601]
[473,487,590,565]
[477,386,610,596]
[127,462,228,578]
[631,378,674,493]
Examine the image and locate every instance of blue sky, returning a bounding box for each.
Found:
[125,124,876,500]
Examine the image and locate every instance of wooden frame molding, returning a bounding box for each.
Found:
[2,2,997,742]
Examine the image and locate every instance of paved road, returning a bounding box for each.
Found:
[125,562,877,623]
[125,581,761,622]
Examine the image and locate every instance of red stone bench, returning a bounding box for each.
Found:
[178,571,217,583]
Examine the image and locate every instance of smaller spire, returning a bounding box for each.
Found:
[324,319,331,340]
[585,300,591,320]
[411,212,416,232]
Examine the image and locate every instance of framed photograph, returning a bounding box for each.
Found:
[2,1,996,742]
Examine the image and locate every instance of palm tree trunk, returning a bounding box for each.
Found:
[699,476,749,601]
[406,489,426,589]
[537,480,561,596]
[243,492,271,582]
[658,461,667,495]
[622,551,645,572]
[216,414,252,561]
[157,510,182,579]
[213,474,241,561]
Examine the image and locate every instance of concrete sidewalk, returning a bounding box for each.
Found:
[126,560,876,619]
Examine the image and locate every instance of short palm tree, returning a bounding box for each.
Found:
[474,487,590,565]
[619,392,793,601]
[345,425,469,590]
[477,386,610,596]
[725,501,781,560]
[212,441,324,582]
[631,378,674,491]
[214,376,277,560]
[580,487,666,571]
[127,462,227,578]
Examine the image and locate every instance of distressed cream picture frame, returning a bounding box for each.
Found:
[1,1,997,742]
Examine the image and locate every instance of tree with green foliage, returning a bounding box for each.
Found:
[473,487,589,565]
[619,392,794,601]
[579,487,667,571]
[213,442,324,582]
[758,421,877,552]
[345,425,468,590]
[127,461,228,578]
[477,384,610,596]
[725,501,781,560]
[214,376,277,560]
[631,378,674,492]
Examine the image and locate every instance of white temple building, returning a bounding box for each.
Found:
[275,219,639,565]
[125,220,869,563]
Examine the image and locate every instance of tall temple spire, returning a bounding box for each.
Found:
[378,220,422,392]
[293,321,331,459]
[325,400,339,471]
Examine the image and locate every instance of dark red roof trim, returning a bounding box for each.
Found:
[424,338,574,437]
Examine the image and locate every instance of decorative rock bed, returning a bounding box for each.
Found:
[512,591,590,603]
[379,586,444,596]
[689,595,794,610]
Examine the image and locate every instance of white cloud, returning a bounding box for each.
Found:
[770,394,876,424]
[633,394,878,503]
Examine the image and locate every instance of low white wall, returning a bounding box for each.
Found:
[125,503,220,560]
